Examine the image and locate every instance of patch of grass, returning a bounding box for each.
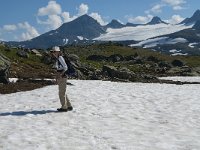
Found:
[0,46,54,78]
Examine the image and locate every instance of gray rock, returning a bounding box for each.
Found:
[17,50,29,58]
[102,65,134,80]
[0,53,10,84]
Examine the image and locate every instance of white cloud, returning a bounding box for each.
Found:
[3,25,17,31]
[37,2,89,30]
[166,15,185,24]
[173,6,183,10]
[37,1,63,30]
[145,0,186,15]
[89,13,107,25]
[162,0,186,6]
[0,22,39,41]
[162,0,186,10]
[151,4,164,13]
[38,1,62,16]
[62,12,76,23]
[18,22,40,41]
[127,15,153,24]
[78,3,89,16]
[37,2,107,30]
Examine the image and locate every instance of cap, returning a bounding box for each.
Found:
[50,46,60,52]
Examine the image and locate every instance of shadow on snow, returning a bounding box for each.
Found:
[0,110,58,116]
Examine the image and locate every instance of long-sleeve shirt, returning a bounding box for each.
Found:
[56,56,68,72]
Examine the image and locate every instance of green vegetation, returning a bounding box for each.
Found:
[63,43,200,71]
[0,45,54,79]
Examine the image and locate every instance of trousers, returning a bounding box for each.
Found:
[57,77,71,109]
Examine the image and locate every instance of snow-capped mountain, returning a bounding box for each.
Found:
[5,10,200,54]
[146,16,168,25]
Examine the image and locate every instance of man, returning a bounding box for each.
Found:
[50,46,73,112]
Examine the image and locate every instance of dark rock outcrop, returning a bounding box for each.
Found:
[0,53,10,84]
[171,59,184,67]
[86,55,107,61]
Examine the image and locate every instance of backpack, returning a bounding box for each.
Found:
[57,57,77,77]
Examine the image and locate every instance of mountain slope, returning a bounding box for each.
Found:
[180,9,200,24]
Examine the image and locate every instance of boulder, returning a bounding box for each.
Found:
[86,55,107,61]
[147,56,160,63]
[41,52,54,65]
[68,54,80,62]
[171,59,184,67]
[102,65,134,80]
[108,54,124,62]
[124,55,136,61]
[17,50,29,58]
[0,53,10,84]
[158,61,171,68]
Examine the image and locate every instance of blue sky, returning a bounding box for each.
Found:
[0,0,199,41]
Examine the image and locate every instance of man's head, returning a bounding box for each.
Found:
[50,46,60,57]
[50,46,60,52]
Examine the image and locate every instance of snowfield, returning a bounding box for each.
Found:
[0,78,200,150]
[130,37,188,48]
[95,24,193,41]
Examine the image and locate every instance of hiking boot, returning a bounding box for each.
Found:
[57,108,68,112]
[67,106,73,111]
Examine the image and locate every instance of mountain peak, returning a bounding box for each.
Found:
[105,19,125,29]
[193,9,200,17]
[147,16,167,25]
[73,14,97,23]
[181,9,200,24]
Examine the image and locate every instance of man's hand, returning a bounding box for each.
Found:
[56,73,62,80]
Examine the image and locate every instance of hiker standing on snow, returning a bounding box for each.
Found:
[50,46,73,112]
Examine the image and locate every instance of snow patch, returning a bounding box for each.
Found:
[63,38,69,45]
[9,78,19,83]
[159,76,200,82]
[95,24,193,41]
[171,53,188,56]
[0,79,200,149]
[131,37,188,48]
[130,37,168,48]
[169,49,182,53]
[167,38,188,44]
[169,49,188,56]
[77,36,84,40]
[188,43,198,48]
